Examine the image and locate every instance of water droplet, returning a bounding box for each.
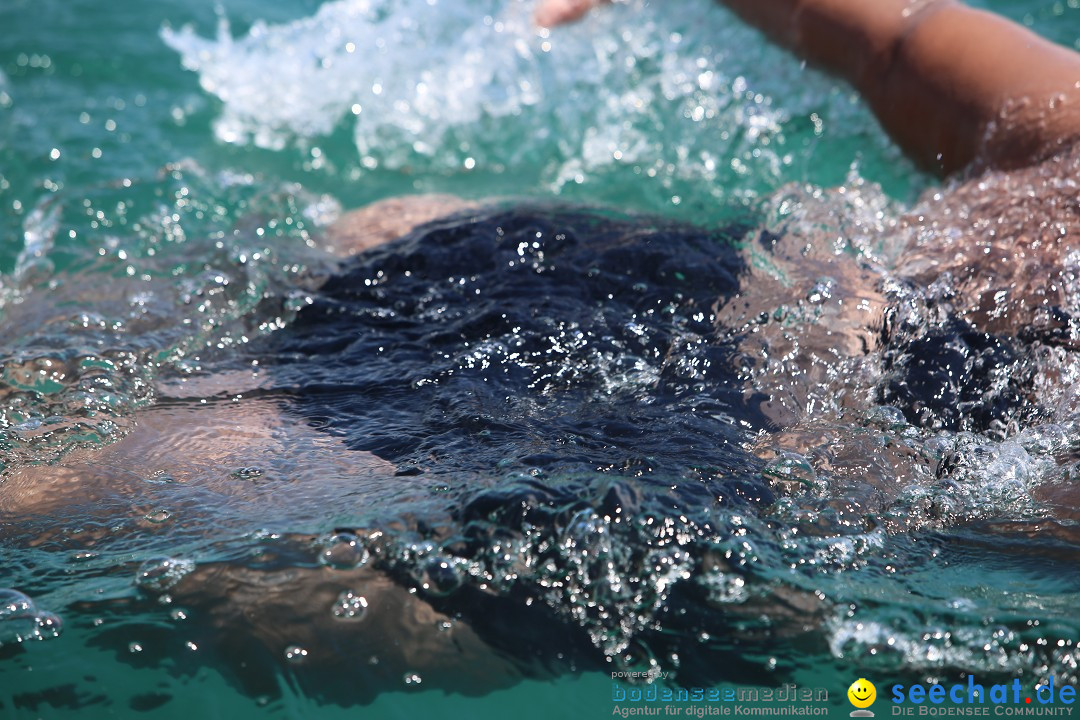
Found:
[144,509,172,524]
[284,645,309,663]
[806,276,835,303]
[144,473,177,485]
[761,452,816,490]
[135,557,195,593]
[948,597,977,612]
[331,591,368,622]
[319,533,370,570]
[698,570,748,604]
[563,508,604,545]
[403,672,422,685]
[866,405,908,430]
[170,609,188,621]
[129,642,144,653]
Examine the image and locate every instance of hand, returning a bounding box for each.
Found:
[533,0,610,27]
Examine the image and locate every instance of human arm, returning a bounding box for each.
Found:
[538,0,1080,175]
[722,0,1080,174]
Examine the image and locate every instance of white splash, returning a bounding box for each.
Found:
[161,0,873,202]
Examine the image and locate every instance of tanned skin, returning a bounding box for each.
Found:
[536,0,1080,175]
[533,0,611,27]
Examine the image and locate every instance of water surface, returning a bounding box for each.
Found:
[2,0,1080,717]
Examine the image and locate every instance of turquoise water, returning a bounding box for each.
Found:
[2,0,1080,718]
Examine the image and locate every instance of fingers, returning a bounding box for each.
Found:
[533,0,610,28]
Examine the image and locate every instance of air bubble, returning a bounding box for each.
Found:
[33,612,62,640]
[0,589,36,620]
[319,533,370,570]
[403,673,422,685]
[0,589,62,645]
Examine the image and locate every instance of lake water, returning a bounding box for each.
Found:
[2,0,1080,717]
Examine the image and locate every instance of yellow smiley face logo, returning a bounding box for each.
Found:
[848,678,877,709]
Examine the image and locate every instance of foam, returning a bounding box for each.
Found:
[161,0,887,207]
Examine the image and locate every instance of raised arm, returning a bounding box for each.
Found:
[539,0,1080,175]
[724,0,1080,174]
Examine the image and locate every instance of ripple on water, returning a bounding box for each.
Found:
[0,162,339,471]
[3,188,1080,695]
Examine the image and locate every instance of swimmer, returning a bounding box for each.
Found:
[4,0,1080,703]
[535,0,1080,441]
